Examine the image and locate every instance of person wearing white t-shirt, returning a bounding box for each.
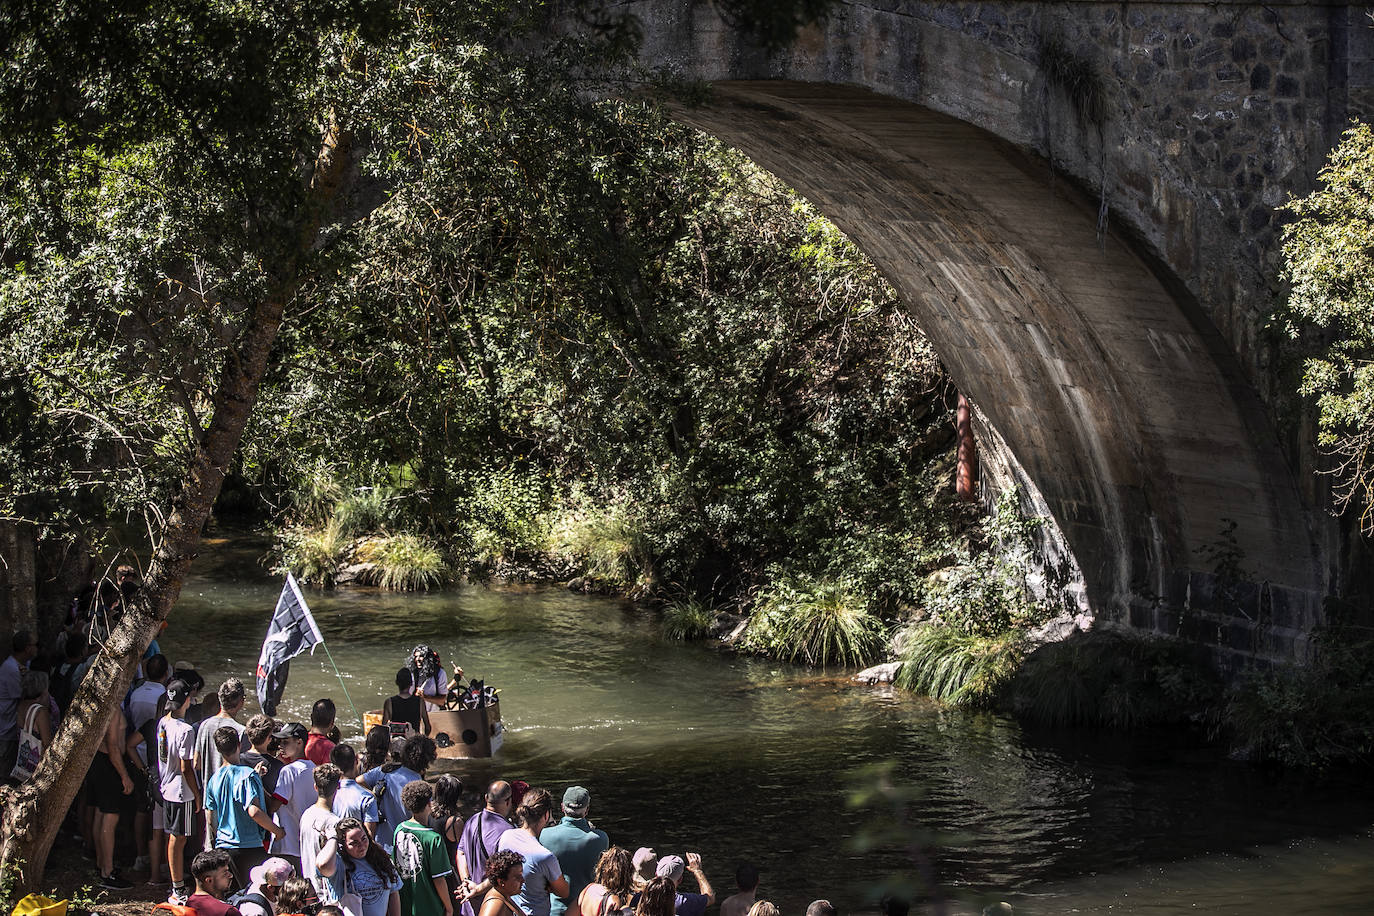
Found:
[156,679,200,904]
[300,763,344,905]
[270,722,317,872]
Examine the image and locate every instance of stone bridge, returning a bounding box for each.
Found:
[606,0,1374,663]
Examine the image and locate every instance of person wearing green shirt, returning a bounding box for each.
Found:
[393,780,454,916]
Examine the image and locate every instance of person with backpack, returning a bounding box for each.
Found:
[358,734,435,853]
[456,781,515,916]
[231,857,295,916]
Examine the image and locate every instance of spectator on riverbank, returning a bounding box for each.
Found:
[204,725,284,886]
[496,787,569,916]
[383,669,429,737]
[805,900,836,916]
[360,734,436,853]
[330,743,379,839]
[719,864,759,916]
[363,725,390,771]
[0,631,38,776]
[241,714,284,811]
[747,903,780,916]
[430,774,464,869]
[306,700,337,766]
[654,854,713,916]
[458,780,516,916]
[543,786,608,916]
[92,703,135,889]
[300,764,343,906]
[336,816,402,916]
[157,679,200,905]
[634,877,675,916]
[270,722,317,872]
[576,847,633,916]
[195,677,248,845]
[393,779,454,916]
[187,849,245,916]
[478,851,526,916]
[236,857,295,916]
[630,849,656,893]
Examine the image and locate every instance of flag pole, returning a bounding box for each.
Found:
[319,639,366,735]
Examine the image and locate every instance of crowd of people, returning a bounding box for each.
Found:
[0,574,938,916]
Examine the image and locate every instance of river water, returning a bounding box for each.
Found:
[158,537,1374,915]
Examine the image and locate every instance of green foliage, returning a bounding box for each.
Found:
[1279,122,1374,533]
[459,467,552,563]
[356,533,448,591]
[1222,627,1374,767]
[545,500,652,587]
[740,576,887,667]
[662,598,715,641]
[275,520,347,587]
[333,486,401,537]
[895,625,1025,707]
[918,490,1062,638]
[1010,627,1220,729]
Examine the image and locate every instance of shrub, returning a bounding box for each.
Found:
[546,500,653,587]
[333,486,399,536]
[662,598,715,641]
[1009,627,1219,729]
[356,533,448,591]
[895,624,1024,707]
[1222,628,1374,767]
[460,467,551,562]
[740,576,886,667]
[291,460,343,527]
[275,520,346,587]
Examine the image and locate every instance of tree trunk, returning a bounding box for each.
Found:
[0,122,354,891]
[0,520,38,638]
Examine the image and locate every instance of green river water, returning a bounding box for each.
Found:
[156,537,1374,916]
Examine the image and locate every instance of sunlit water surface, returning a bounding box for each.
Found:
[158,537,1374,915]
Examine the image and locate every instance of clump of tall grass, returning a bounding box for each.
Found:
[663,598,715,641]
[895,624,1025,707]
[333,486,399,536]
[546,503,653,587]
[356,533,448,591]
[275,520,346,587]
[1009,627,1219,729]
[291,461,343,526]
[740,576,886,667]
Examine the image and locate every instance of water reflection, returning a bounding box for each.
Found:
[158,537,1374,914]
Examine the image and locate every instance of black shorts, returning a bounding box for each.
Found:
[163,797,195,837]
[86,752,135,815]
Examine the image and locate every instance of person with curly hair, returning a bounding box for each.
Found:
[274,877,314,916]
[479,851,525,916]
[577,847,633,916]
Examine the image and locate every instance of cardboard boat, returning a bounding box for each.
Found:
[364,699,504,759]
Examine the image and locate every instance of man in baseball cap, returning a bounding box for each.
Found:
[541,786,609,916]
[655,853,715,916]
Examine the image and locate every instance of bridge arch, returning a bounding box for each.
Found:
[600,0,1374,660]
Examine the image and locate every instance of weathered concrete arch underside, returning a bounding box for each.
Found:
[671,82,1323,659]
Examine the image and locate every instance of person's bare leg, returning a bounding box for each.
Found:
[97,811,119,876]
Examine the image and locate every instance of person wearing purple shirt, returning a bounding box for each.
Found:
[456,780,515,916]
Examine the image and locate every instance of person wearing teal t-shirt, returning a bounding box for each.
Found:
[392,780,453,916]
[541,786,608,916]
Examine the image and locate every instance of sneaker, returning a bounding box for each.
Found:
[167,889,188,905]
[98,872,133,890]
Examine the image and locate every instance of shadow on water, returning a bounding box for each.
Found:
[163,535,1374,914]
